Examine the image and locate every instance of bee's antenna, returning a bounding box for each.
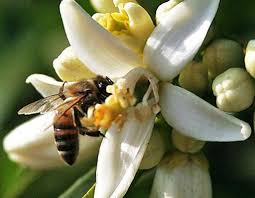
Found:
[59,81,67,100]
[99,132,105,138]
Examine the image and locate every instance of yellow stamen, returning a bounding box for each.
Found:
[92,2,154,54]
[79,84,135,131]
[79,68,160,132]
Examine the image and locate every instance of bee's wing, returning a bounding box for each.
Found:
[42,96,86,131]
[18,94,64,115]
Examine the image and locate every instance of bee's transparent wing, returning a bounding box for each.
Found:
[18,95,64,115]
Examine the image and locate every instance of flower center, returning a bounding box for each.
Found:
[96,12,130,36]
[80,68,160,132]
[93,2,154,54]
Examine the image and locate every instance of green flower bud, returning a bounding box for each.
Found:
[245,40,255,78]
[150,152,212,198]
[212,68,255,112]
[139,129,166,170]
[178,61,208,95]
[203,39,244,79]
[172,129,205,153]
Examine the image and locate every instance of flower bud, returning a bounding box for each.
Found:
[90,0,117,13]
[245,40,255,78]
[156,0,183,24]
[203,39,244,79]
[139,129,166,169]
[53,46,95,82]
[212,68,255,112]
[172,129,205,153]
[178,61,208,95]
[150,152,212,198]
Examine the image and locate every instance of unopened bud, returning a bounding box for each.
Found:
[178,61,208,95]
[172,129,205,153]
[139,129,166,169]
[203,39,244,79]
[212,68,255,112]
[245,40,255,78]
[150,152,212,198]
[53,46,95,82]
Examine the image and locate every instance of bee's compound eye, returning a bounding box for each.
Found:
[97,81,108,91]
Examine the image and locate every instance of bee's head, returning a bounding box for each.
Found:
[94,76,113,94]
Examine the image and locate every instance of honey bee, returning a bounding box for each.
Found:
[18,76,113,165]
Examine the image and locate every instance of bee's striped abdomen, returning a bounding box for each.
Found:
[53,108,79,165]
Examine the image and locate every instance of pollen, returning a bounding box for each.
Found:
[106,84,136,109]
[80,84,136,131]
[81,68,160,132]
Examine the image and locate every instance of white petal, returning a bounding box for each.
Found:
[144,0,220,81]
[159,83,251,141]
[26,74,63,97]
[53,46,96,81]
[60,0,143,79]
[95,107,156,197]
[3,113,102,169]
[155,0,182,24]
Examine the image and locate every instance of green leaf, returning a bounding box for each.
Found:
[82,184,95,198]
[59,167,96,198]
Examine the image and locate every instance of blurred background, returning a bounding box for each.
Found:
[1,0,255,197]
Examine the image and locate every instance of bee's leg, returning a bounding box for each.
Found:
[73,107,105,138]
[59,81,67,100]
[73,107,84,128]
[79,127,105,137]
[73,106,86,118]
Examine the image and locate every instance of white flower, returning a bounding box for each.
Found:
[3,0,252,197]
